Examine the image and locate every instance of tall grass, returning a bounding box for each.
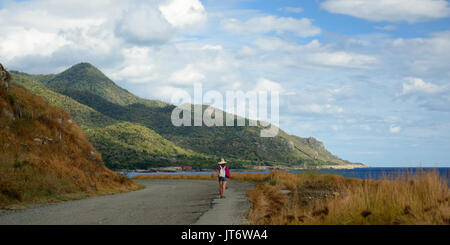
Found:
[246,170,449,225]
[132,168,448,225]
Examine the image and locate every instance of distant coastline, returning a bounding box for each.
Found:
[120,163,369,175]
[250,164,369,171]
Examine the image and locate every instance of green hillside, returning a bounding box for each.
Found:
[42,63,166,108]
[12,63,355,169]
[11,73,214,170]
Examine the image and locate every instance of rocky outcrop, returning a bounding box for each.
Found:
[0,63,11,92]
[306,137,325,150]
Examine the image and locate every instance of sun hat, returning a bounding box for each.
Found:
[218,158,227,164]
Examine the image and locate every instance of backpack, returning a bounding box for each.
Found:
[219,166,226,177]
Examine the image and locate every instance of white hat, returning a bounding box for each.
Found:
[218,158,227,164]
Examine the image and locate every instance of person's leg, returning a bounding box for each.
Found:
[219,180,223,197]
[222,181,227,197]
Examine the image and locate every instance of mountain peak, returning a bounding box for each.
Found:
[74,62,95,67]
[62,62,106,80]
[69,62,100,72]
[44,63,166,107]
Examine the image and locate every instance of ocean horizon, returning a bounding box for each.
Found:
[124,167,450,181]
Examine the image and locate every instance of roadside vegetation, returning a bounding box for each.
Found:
[136,170,449,225]
[0,82,138,210]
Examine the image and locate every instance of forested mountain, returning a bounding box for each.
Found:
[11,63,356,169]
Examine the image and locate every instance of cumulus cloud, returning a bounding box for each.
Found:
[115,6,175,44]
[221,15,321,37]
[321,0,450,23]
[159,0,207,28]
[168,64,205,85]
[398,77,445,96]
[389,125,401,133]
[0,0,209,71]
[386,31,450,76]
[104,47,157,83]
[0,28,69,60]
[397,77,450,112]
[253,38,377,69]
[0,0,114,64]
[305,51,377,69]
[113,0,206,45]
[151,85,190,103]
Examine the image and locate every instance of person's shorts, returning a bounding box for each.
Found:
[218,176,227,181]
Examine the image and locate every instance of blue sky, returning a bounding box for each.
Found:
[1,0,450,167]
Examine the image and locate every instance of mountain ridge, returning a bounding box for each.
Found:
[11,62,360,169]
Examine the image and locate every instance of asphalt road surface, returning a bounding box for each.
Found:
[0,179,255,225]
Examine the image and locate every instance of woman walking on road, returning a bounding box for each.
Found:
[217,158,230,198]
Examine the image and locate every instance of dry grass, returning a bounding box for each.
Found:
[132,167,449,225]
[0,84,138,208]
[246,170,449,225]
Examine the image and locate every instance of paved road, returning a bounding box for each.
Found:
[0,179,254,225]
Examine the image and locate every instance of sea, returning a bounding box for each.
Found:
[124,167,449,181]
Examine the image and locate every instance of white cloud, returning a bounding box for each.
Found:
[0,28,69,60]
[115,6,175,44]
[238,46,258,56]
[396,77,450,111]
[389,125,401,133]
[278,7,303,14]
[221,15,320,37]
[0,0,116,62]
[151,85,190,103]
[169,64,205,85]
[387,31,450,75]
[201,45,223,51]
[296,103,344,114]
[399,77,445,96]
[112,64,155,84]
[0,0,209,65]
[321,0,450,23]
[108,47,160,83]
[253,38,377,69]
[159,0,207,29]
[252,78,285,93]
[305,51,377,69]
